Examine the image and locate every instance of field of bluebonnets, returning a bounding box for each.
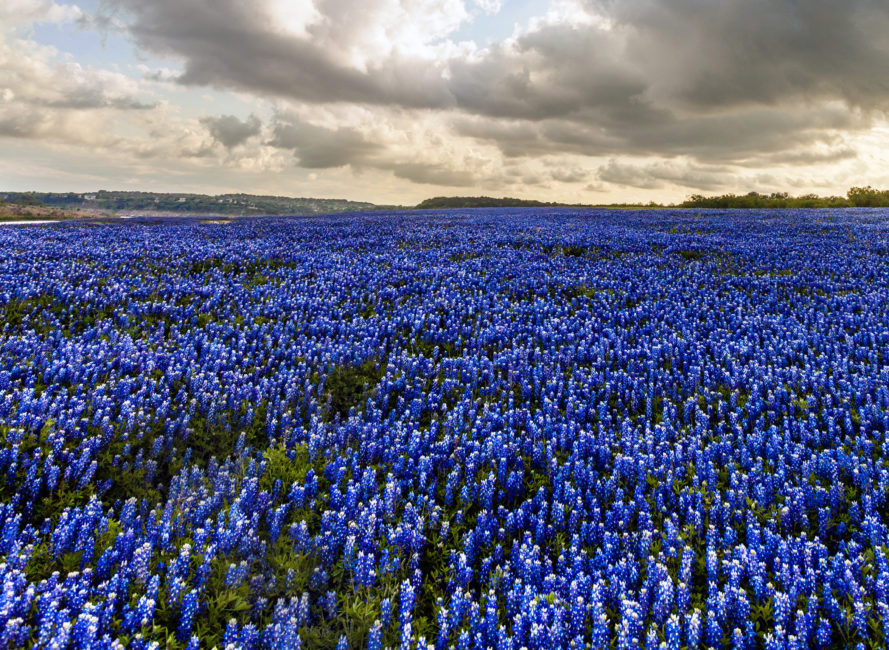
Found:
[1,207,888,649]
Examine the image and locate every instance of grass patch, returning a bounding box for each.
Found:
[323,359,386,421]
[676,249,706,261]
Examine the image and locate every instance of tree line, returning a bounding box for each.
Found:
[681,187,889,209]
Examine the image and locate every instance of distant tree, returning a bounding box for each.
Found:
[682,189,866,209]
[847,186,889,207]
[416,196,559,209]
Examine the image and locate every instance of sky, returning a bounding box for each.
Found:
[2,0,889,204]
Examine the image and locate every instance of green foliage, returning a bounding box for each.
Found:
[682,191,851,209]
[31,483,98,524]
[2,293,125,336]
[25,520,121,583]
[405,334,460,359]
[259,444,312,492]
[190,399,269,463]
[4,191,386,216]
[561,245,589,257]
[681,187,889,209]
[189,560,253,647]
[847,186,889,207]
[446,251,485,263]
[323,359,385,421]
[677,249,706,261]
[10,186,889,217]
[423,186,889,210]
[563,284,610,301]
[2,193,46,207]
[417,196,561,209]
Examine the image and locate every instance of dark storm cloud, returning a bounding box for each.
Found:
[269,119,381,168]
[200,114,261,149]
[386,162,477,187]
[102,0,889,185]
[597,160,664,189]
[445,0,887,169]
[38,90,154,111]
[0,113,43,139]
[549,166,589,184]
[600,0,889,110]
[446,21,669,124]
[106,0,889,110]
[104,0,453,109]
[597,159,733,191]
[267,116,476,184]
[453,103,865,165]
[753,147,859,167]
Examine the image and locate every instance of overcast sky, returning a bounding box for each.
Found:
[2,0,889,204]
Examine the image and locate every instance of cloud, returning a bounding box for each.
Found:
[269,117,380,168]
[447,21,651,121]
[265,110,502,188]
[6,0,889,198]
[604,0,889,110]
[0,31,153,117]
[0,30,157,148]
[472,0,502,15]
[96,0,889,175]
[453,102,867,166]
[101,0,889,115]
[201,114,262,149]
[739,145,859,168]
[102,0,461,109]
[549,166,589,183]
[0,0,82,26]
[597,159,734,191]
[387,161,477,187]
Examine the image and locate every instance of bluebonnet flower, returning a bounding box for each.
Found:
[367,620,383,650]
[686,609,702,648]
[665,614,680,650]
[2,209,889,646]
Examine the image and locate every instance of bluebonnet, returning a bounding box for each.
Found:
[178,589,199,641]
[0,208,888,647]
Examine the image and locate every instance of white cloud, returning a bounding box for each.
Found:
[266,0,322,39]
[0,37,149,111]
[0,0,82,27]
[472,0,503,15]
[299,0,473,70]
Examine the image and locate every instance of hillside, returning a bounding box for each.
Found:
[1,191,388,217]
[416,196,566,209]
[0,200,97,222]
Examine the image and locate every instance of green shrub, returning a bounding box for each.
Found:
[323,359,385,421]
